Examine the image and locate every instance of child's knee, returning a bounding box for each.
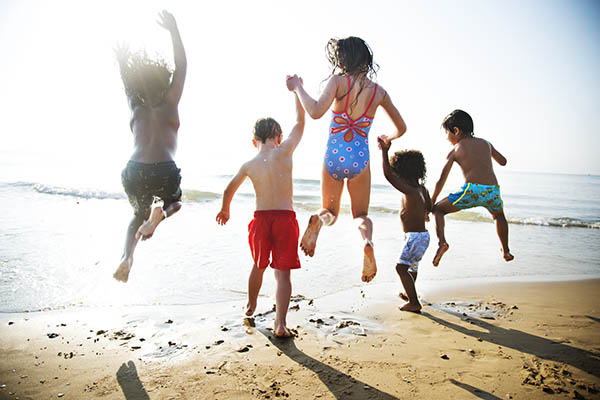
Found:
[395,263,409,274]
[274,269,291,281]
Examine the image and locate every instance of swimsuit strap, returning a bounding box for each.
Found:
[343,75,352,114]
[363,84,378,117]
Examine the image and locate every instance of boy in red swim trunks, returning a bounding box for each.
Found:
[216,82,305,338]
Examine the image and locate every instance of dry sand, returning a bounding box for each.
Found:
[1,279,599,399]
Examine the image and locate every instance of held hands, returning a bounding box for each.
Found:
[286,74,303,92]
[157,10,177,32]
[216,210,230,225]
[377,135,391,152]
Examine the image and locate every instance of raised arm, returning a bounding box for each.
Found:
[490,143,507,166]
[431,150,456,205]
[378,89,407,146]
[378,137,413,194]
[216,166,248,225]
[287,75,338,119]
[158,10,187,104]
[279,88,306,155]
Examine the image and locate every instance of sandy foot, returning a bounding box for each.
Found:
[432,242,449,267]
[361,243,377,282]
[273,323,293,338]
[503,251,515,262]
[113,258,132,283]
[399,302,422,313]
[136,206,165,241]
[300,215,323,257]
[245,302,255,317]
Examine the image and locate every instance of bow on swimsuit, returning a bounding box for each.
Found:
[324,76,378,181]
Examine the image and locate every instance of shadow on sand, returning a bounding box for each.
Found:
[422,310,600,378]
[259,328,400,400]
[116,360,150,400]
[586,315,600,324]
[449,378,504,400]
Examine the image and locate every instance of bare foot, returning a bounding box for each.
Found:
[399,292,409,301]
[503,251,514,262]
[432,242,449,267]
[136,206,165,241]
[300,215,323,257]
[113,258,132,283]
[361,242,377,282]
[245,301,256,317]
[399,302,422,313]
[274,322,293,338]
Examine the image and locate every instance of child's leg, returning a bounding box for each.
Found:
[432,198,461,266]
[301,165,344,257]
[489,208,514,261]
[399,271,417,300]
[347,167,376,283]
[395,263,421,312]
[273,269,292,337]
[136,201,182,241]
[114,211,147,282]
[246,265,267,316]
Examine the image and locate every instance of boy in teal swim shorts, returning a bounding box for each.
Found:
[431,110,514,266]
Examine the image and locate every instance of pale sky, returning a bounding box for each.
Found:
[1,0,599,190]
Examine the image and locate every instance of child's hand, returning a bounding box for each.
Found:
[377,136,391,152]
[286,74,302,92]
[216,210,230,225]
[157,10,177,32]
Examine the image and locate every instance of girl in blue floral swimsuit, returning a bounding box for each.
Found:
[286,36,407,283]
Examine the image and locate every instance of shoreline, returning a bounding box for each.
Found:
[1,278,599,399]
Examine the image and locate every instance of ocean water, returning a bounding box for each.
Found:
[1,163,599,314]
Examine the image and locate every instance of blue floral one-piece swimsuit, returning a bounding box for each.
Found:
[325,76,378,180]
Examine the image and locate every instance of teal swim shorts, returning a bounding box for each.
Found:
[448,183,503,212]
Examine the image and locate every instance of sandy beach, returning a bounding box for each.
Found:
[1,279,599,400]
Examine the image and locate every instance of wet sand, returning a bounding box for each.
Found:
[1,279,599,399]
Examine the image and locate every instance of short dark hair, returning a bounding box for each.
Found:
[442,109,474,136]
[253,118,282,143]
[390,150,427,185]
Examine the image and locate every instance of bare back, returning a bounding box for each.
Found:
[453,137,498,185]
[400,185,430,233]
[245,145,294,211]
[129,100,180,163]
[331,75,384,120]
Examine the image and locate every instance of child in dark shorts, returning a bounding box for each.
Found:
[378,137,432,313]
[121,161,182,216]
[216,82,305,338]
[113,11,187,283]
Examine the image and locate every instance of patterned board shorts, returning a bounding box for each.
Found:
[448,183,503,212]
[397,231,430,273]
[121,160,182,215]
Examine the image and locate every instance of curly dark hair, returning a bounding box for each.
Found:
[390,150,427,185]
[441,109,474,137]
[253,118,282,143]
[116,48,172,107]
[325,36,379,114]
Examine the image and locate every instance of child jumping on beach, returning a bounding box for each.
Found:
[286,36,407,283]
[379,138,431,313]
[431,109,514,266]
[113,10,187,283]
[216,85,305,338]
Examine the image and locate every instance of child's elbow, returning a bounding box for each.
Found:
[308,109,324,119]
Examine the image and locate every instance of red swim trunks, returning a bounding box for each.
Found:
[248,210,301,270]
